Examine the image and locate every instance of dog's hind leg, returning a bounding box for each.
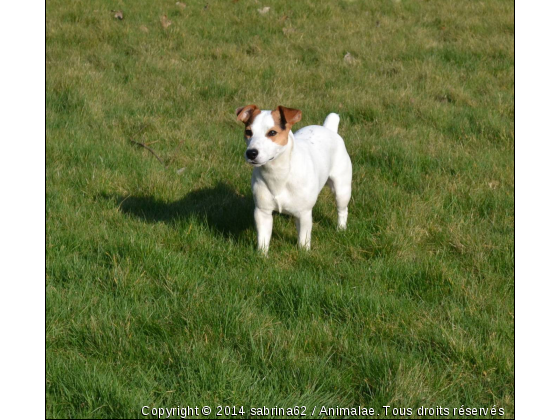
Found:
[327,168,352,230]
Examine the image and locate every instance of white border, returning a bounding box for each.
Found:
[0,2,46,418]
[515,1,560,419]
[1,0,552,417]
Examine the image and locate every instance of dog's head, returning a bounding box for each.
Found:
[236,105,302,167]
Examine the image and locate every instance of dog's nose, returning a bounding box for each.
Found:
[246,149,259,160]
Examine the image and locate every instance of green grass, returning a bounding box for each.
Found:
[46,0,514,418]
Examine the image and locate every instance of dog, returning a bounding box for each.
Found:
[236,105,352,254]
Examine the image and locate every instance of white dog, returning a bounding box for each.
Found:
[236,105,352,253]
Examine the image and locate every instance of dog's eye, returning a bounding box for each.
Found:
[245,129,252,137]
[268,130,277,137]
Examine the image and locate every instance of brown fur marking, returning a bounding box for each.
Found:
[236,104,261,125]
[269,106,302,145]
[266,119,289,146]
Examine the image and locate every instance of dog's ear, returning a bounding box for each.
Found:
[236,105,259,123]
[277,106,302,127]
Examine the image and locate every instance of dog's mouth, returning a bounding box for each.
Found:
[246,157,273,166]
[246,155,275,166]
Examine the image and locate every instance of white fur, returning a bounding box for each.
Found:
[245,111,352,254]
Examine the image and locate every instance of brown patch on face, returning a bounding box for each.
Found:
[269,106,302,145]
[265,121,289,145]
[236,105,261,139]
[245,108,261,126]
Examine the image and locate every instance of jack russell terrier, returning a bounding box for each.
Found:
[236,105,352,254]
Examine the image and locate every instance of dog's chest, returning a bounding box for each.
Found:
[271,190,295,214]
[253,174,316,216]
[254,185,296,215]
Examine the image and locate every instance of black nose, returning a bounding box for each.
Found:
[246,149,259,160]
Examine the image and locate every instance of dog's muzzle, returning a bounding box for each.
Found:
[246,149,259,161]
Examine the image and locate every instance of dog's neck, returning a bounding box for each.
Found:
[255,131,294,196]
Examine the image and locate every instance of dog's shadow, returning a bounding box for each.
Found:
[108,182,255,240]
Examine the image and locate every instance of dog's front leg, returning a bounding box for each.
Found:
[295,210,313,250]
[254,208,273,254]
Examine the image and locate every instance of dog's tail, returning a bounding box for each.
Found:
[323,113,340,133]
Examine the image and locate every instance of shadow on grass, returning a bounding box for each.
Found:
[106,182,254,240]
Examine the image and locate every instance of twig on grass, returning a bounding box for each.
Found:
[128,123,185,169]
[129,139,166,166]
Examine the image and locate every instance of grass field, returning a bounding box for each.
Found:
[46,0,514,418]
